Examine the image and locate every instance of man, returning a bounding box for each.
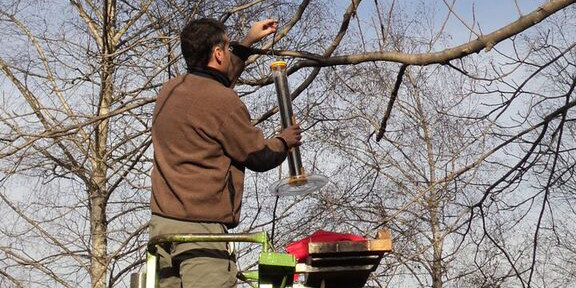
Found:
[150,18,301,288]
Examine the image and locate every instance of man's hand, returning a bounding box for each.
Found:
[277,123,302,150]
[240,19,277,47]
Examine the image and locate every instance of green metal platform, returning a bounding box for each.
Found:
[130,229,392,288]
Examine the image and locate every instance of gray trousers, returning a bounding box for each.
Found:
[149,215,238,288]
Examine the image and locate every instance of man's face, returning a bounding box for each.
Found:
[216,35,234,78]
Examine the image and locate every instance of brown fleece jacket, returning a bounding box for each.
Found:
[151,72,287,228]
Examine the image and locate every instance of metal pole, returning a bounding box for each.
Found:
[270,60,307,185]
[148,232,270,253]
[269,60,328,196]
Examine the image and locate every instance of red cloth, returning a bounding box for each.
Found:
[285,230,366,261]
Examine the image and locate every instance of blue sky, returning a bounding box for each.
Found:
[444,0,543,40]
[349,0,546,47]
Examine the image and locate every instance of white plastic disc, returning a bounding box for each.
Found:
[269,174,328,196]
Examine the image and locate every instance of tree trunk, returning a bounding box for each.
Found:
[430,200,444,288]
[89,188,108,288]
[417,88,444,288]
[89,1,116,287]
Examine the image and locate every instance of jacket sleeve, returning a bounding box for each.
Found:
[218,102,288,172]
[228,42,254,87]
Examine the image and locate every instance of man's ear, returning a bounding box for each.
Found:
[213,46,224,64]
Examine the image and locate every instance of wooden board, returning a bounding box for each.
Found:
[308,238,392,255]
[299,229,393,288]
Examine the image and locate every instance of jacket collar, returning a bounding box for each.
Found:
[188,66,231,87]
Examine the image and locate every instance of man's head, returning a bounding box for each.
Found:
[180,18,232,74]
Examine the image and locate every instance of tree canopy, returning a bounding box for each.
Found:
[1,0,576,287]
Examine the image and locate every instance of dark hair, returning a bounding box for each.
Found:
[180,18,227,70]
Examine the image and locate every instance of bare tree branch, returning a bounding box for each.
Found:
[375,64,407,141]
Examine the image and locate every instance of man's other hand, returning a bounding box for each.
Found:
[278,123,302,150]
[241,19,277,47]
